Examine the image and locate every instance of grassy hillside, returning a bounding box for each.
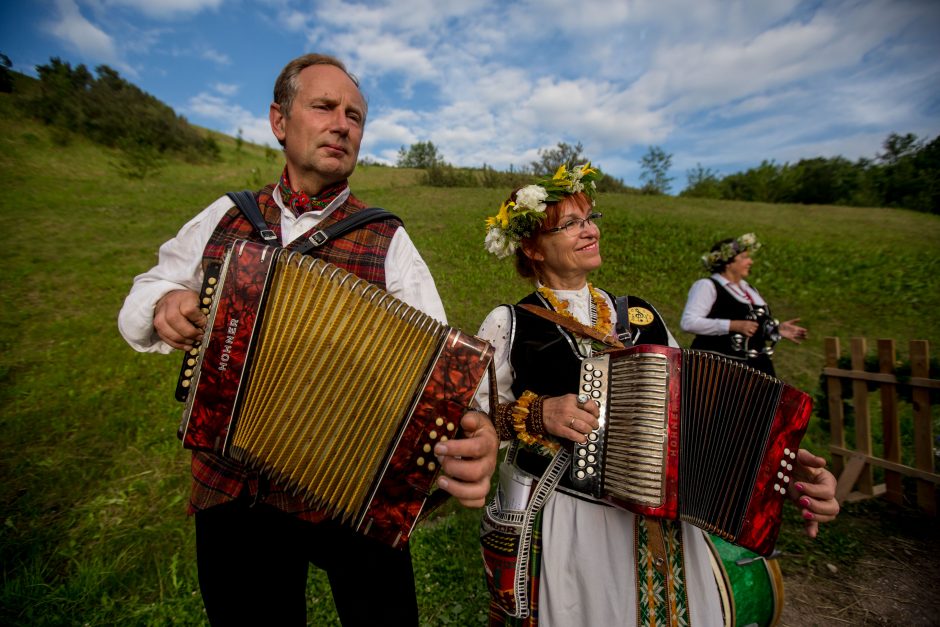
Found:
[1,88,938,626]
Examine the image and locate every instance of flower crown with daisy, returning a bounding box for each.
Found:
[701,232,762,273]
[484,162,601,258]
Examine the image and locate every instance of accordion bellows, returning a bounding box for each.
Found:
[570,345,812,556]
[176,240,493,546]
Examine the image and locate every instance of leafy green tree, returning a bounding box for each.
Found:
[638,145,673,194]
[397,141,444,168]
[29,58,219,163]
[530,142,584,175]
[681,163,722,198]
[0,53,13,93]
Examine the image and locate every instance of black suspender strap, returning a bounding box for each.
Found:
[225,191,279,245]
[615,295,635,347]
[291,207,400,255]
[225,190,401,255]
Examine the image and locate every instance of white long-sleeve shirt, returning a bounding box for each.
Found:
[680,274,766,337]
[118,186,446,353]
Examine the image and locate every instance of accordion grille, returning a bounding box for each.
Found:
[602,352,669,505]
[228,253,445,522]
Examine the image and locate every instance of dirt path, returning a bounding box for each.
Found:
[777,499,940,626]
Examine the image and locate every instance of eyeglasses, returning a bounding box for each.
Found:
[542,212,603,236]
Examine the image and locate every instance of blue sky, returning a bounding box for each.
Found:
[2,0,939,190]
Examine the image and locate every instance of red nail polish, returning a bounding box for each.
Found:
[803,510,815,520]
[795,483,805,492]
[799,497,810,507]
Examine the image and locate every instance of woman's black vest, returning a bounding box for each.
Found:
[509,290,670,400]
[508,289,671,489]
[689,278,775,376]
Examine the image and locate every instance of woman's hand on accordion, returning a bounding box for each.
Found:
[790,448,840,538]
[543,394,600,443]
[154,289,207,350]
[434,411,498,508]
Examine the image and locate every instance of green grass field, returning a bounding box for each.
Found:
[1,89,939,626]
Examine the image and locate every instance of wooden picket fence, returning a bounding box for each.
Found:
[822,337,939,515]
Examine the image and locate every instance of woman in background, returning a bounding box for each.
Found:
[681,234,807,376]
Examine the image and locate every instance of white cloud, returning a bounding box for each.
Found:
[186,92,277,147]
[46,0,120,66]
[212,82,239,96]
[100,0,224,20]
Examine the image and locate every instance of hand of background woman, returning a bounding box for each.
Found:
[542,394,600,443]
[779,318,808,343]
[789,448,840,538]
[729,319,758,337]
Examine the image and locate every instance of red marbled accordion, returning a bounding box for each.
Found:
[570,344,812,556]
[176,240,493,547]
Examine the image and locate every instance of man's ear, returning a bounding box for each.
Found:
[269,103,286,143]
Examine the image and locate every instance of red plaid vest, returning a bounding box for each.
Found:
[189,184,402,521]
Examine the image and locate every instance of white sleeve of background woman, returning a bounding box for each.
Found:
[680,278,730,336]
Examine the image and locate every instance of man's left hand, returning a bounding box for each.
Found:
[434,411,498,508]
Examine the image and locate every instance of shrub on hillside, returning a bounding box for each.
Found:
[29,57,220,164]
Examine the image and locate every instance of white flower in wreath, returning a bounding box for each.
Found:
[515,185,549,212]
[485,228,516,259]
[739,233,758,248]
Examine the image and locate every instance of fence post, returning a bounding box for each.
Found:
[825,337,845,477]
[850,338,875,495]
[910,340,936,515]
[878,339,903,504]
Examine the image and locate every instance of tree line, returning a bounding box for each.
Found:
[399,135,939,213]
[3,56,220,174]
[680,133,940,213]
[396,140,637,194]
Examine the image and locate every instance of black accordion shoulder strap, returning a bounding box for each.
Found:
[225,189,401,255]
[225,190,279,246]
